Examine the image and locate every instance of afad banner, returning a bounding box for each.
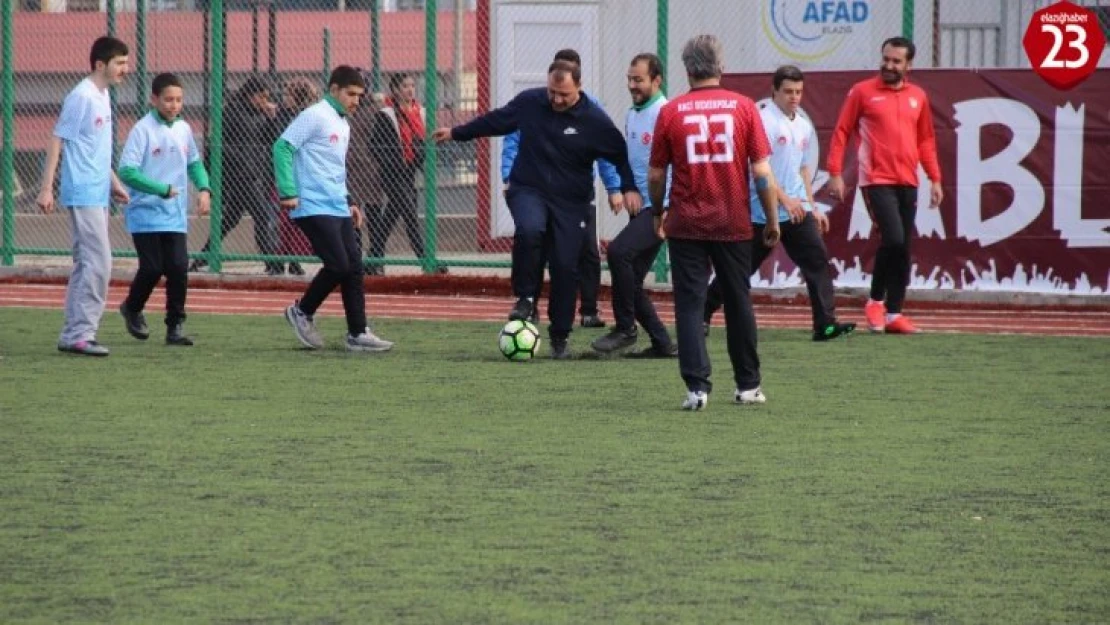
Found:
[721,70,1110,296]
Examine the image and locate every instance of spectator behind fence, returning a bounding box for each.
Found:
[347,89,387,274]
[268,77,321,276]
[367,73,436,274]
[190,75,282,275]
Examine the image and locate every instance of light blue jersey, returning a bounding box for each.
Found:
[118,112,204,234]
[277,97,351,219]
[54,78,113,208]
[624,92,670,208]
[500,91,621,192]
[750,101,816,225]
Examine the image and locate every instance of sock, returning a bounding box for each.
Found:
[886,313,901,323]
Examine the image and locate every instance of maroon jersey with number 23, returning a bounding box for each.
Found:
[649,86,771,242]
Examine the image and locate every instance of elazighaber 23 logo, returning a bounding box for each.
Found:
[761,0,872,62]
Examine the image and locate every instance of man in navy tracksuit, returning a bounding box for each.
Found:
[434,60,641,359]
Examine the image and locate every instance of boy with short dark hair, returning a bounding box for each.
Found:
[117,72,211,346]
[273,65,394,352]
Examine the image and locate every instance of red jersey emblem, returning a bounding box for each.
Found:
[777,135,788,146]
[152,147,162,157]
[94,117,105,128]
[641,132,652,146]
[329,133,339,144]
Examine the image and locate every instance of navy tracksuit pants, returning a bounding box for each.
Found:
[506,185,589,340]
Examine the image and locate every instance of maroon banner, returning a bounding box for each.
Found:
[722,69,1110,295]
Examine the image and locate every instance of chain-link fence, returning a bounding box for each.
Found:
[5,0,1102,280]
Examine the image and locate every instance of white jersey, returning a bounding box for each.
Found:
[749,101,816,224]
[54,77,113,208]
[280,97,351,219]
[624,92,670,208]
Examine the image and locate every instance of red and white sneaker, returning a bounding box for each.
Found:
[884,314,921,334]
[864,300,886,333]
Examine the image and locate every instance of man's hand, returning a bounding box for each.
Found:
[782,196,805,223]
[653,211,666,240]
[813,210,829,234]
[624,190,643,216]
[827,175,846,202]
[762,221,781,248]
[607,192,624,215]
[930,183,944,209]
[432,128,453,143]
[37,188,55,214]
[350,205,363,228]
[280,197,299,210]
[111,185,131,206]
[197,191,211,216]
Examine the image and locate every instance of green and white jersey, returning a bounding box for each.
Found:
[277,97,351,219]
[119,111,203,233]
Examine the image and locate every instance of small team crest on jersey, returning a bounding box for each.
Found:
[329,133,340,144]
[94,117,105,128]
[909,97,919,109]
[641,132,652,145]
[777,135,788,145]
[152,147,162,157]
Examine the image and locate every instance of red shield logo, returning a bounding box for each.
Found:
[641,132,652,145]
[1023,0,1106,91]
[329,133,339,144]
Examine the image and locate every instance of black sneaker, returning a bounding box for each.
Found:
[813,321,857,342]
[625,342,678,359]
[590,327,638,353]
[287,262,305,276]
[703,321,711,337]
[187,259,207,273]
[549,337,571,360]
[166,323,194,346]
[580,313,606,328]
[265,264,285,276]
[119,301,150,340]
[508,298,534,322]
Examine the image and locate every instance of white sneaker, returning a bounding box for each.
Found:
[346,327,394,352]
[734,387,767,405]
[285,303,324,349]
[682,390,708,411]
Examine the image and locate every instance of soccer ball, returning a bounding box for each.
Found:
[499,319,541,361]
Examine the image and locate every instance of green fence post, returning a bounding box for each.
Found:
[422,0,439,273]
[136,0,147,120]
[370,0,381,92]
[322,27,331,84]
[651,0,669,283]
[903,0,915,40]
[208,0,226,272]
[1,0,14,265]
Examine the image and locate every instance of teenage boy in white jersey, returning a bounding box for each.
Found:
[591,53,677,358]
[117,73,211,346]
[37,36,131,357]
[704,65,855,342]
[273,65,394,352]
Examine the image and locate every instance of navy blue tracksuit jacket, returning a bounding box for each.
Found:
[451,88,637,341]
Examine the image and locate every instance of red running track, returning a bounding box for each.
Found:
[1,283,1108,338]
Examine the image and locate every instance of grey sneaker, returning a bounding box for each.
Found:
[284,303,324,349]
[346,327,394,352]
[57,339,110,357]
[682,390,708,411]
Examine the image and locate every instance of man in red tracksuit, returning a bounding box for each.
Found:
[826,36,942,335]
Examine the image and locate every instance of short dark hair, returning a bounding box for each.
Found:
[882,36,916,61]
[239,75,270,98]
[548,59,581,85]
[772,65,804,91]
[89,36,128,71]
[631,53,663,80]
[329,65,366,90]
[151,72,183,96]
[387,72,412,94]
[553,48,582,67]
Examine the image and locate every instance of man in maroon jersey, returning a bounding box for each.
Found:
[648,34,782,411]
